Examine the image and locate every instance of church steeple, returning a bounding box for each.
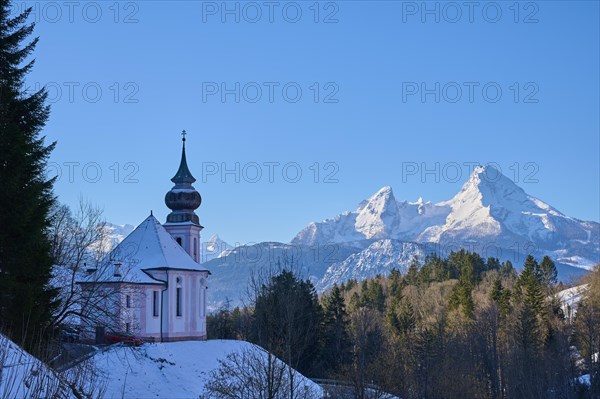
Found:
[164,130,203,263]
[164,131,202,225]
[171,130,196,185]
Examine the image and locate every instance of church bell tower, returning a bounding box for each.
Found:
[164,130,203,263]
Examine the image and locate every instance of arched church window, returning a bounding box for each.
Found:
[176,287,182,317]
[175,276,183,317]
[194,238,198,259]
[199,278,206,318]
[176,237,182,246]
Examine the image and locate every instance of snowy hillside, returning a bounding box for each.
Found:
[556,284,589,320]
[0,334,75,399]
[68,340,322,399]
[293,166,599,271]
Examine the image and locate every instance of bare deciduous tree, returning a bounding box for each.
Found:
[50,200,109,328]
[203,345,320,399]
[49,200,142,338]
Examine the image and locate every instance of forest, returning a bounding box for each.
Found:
[208,251,600,399]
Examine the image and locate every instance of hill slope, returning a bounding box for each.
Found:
[71,340,322,399]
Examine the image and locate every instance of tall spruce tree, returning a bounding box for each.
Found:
[251,270,322,375]
[321,285,351,375]
[518,255,545,314]
[0,0,58,350]
[538,255,558,290]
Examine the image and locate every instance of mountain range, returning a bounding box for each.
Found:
[108,166,599,309]
[293,166,598,268]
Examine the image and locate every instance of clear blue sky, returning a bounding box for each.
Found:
[22,0,599,244]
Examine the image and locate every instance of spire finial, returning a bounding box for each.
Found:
[170,129,196,185]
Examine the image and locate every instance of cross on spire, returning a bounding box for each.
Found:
[170,129,195,185]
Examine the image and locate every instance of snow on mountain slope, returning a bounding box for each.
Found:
[317,240,424,292]
[201,234,233,263]
[76,340,322,399]
[99,166,595,303]
[292,211,364,246]
[292,187,449,246]
[420,166,596,248]
[104,222,135,250]
[0,334,75,399]
[355,186,402,239]
[204,241,367,309]
[292,165,599,271]
[556,284,589,320]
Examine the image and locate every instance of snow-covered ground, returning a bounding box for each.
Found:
[0,334,75,399]
[556,284,589,320]
[70,340,323,399]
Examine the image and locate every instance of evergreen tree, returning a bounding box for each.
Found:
[386,299,401,335]
[538,256,558,290]
[500,259,515,277]
[389,268,403,300]
[362,279,385,312]
[251,270,322,375]
[486,257,501,272]
[0,0,58,351]
[397,299,416,335]
[517,255,545,315]
[515,255,546,368]
[489,278,511,317]
[448,251,483,318]
[405,258,420,286]
[321,285,351,374]
[345,279,357,291]
[349,291,361,311]
[207,301,235,339]
[490,278,503,303]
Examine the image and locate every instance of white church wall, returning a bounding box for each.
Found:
[162,270,208,341]
[141,286,162,337]
[78,283,167,342]
[163,223,202,263]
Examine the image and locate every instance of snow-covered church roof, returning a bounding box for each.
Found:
[82,215,208,284]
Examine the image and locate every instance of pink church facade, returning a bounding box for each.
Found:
[79,134,210,342]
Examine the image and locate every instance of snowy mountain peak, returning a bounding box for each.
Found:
[433,165,548,242]
[458,165,520,200]
[206,234,222,244]
[357,186,394,209]
[376,185,394,195]
[202,234,233,263]
[292,166,599,270]
[446,165,533,224]
[355,186,401,239]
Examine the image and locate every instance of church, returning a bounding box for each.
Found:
[79,132,210,342]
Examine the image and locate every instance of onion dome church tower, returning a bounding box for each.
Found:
[164,131,203,263]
